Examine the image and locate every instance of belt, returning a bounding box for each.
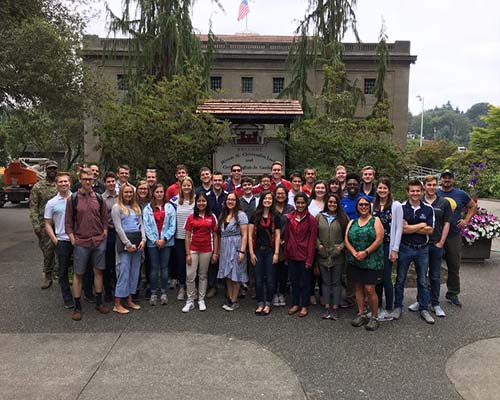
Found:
[402,241,428,250]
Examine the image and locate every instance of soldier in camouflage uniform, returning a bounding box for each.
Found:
[30,160,58,289]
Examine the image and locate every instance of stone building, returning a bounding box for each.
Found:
[82,34,416,163]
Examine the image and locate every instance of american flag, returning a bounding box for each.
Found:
[237,0,250,21]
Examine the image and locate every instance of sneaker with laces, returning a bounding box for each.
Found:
[377,309,394,322]
[198,299,207,311]
[420,310,435,324]
[177,287,185,301]
[320,309,329,319]
[272,294,280,307]
[408,302,419,312]
[182,300,194,313]
[351,314,369,327]
[431,304,446,317]
[149,295,158,306]
[160,294,168,305]
[447,297,462,307]
[64,299,75,309]
[391,307,402,320]
[330,309,339,320]
[278,294,286,306]
[224,302,240,311]
[365,317,379,331]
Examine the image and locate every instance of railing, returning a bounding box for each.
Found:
[408,166,441,180]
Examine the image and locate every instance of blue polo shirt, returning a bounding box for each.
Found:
[341,193,373,220]
[401,200,434,246]
[206,189,227,219]
[437,188,472,238]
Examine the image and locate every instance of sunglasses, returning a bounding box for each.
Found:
[358,203,370,207]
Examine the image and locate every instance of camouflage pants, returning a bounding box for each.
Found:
[38,229,56,275]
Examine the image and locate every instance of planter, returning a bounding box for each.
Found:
[462,238,492,264]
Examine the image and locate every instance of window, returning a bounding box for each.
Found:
[241,77,253,93]
[273,77,284,94]
[117,74,128,91]
[364,78,376,95]
[210,76,222,91]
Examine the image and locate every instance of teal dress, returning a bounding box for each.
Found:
[347,216,383,284]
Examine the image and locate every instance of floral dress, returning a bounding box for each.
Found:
[218,211,248,282]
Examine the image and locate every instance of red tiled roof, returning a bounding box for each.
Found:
[197,99,303,115]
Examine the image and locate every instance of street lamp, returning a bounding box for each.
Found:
[417,95,424,147]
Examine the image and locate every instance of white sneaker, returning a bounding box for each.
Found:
[272,294,280,307]
[408,302,419,312]
[278,294,286,306]
[160,294,168,305]
[149,294,158,306]
[177,287,185,301]
[198,300,207,312]
[431,304,446,317]
[420,310,435,324]
[377,309,394,322]
[391,307,402,320]
[182,300,194,313]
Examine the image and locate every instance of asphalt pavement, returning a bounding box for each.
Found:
[1,202,499,400]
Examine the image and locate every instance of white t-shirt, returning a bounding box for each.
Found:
[174,199,195,240]
[308,200,324,217]
[44,193,71,241]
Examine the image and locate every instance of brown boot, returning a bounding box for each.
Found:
[41,273,52,290]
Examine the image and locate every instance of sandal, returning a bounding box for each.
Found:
[299,307,308,317]
[261,306,271,316]
[127,303,141,310]
[288,305,300,315]
[255,306,264,314]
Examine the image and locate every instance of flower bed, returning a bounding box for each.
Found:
[461,207,500,245]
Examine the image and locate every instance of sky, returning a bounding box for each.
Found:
[85,0,500,114]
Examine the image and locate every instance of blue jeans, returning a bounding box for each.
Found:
[254,249,276,307]
[394,243,430,310]
[429,243,444,306]
[148,246,171,293]
[115,250,142,298]
[174,239,186,286]
[376,242,394,310]
[289,259,312,307]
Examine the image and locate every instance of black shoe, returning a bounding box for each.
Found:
[64,299,75,309]
[447,297,462,307]
[84,295,95,304]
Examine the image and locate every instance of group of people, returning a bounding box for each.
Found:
[30,160,476,330]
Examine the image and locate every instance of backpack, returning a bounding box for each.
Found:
[71,191,104,226]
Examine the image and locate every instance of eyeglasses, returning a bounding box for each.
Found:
[358,203,370,207]
[81,178,94,182]
[232,169,241,172]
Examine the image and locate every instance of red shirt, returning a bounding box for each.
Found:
[184,213,217,253]
[301,184,313,197]
[166,182,179,201]
[252,178,292,196]
[153,205,165,236]
[222,180,243,197]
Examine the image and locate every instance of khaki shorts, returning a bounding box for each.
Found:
[73,241,106,275]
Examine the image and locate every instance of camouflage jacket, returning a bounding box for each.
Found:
[29,180,57,230]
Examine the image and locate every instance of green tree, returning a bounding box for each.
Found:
[466,102,490,128]
[407,140,457,170]
[107,0,221,85]
[469,105,500,153]
[281,0,361,114]
[96,69,227,182]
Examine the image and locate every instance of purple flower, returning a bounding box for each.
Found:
[470,178,477,185]
[470,163,476,169]
[479,163,485,169]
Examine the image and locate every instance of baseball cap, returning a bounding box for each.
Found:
[46,160,59,169]
[440,169,454,178]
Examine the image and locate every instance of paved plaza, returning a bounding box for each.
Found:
[1,200,499,400]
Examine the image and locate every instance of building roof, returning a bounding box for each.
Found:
[197,99,303,124]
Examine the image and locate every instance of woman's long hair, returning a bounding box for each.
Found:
[217,192,242,234]
[254,190,276,224]
[373,177,393,212]
[178,176,195,205]
[193,192,212,218]
[118,183,141,216]
[321,193,349,236]
[150,183,165,209]
[328,177,342,197]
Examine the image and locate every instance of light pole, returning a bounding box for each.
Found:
[417,95,424,147]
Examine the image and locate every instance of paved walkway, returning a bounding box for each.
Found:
[1,203,499,399]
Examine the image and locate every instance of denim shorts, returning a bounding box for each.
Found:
[73,240,106,274]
